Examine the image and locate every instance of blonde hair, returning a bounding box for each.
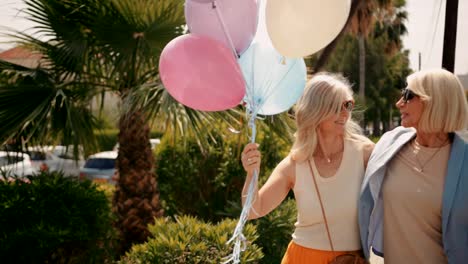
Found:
[407,68,468,133]
[291,72,367,162]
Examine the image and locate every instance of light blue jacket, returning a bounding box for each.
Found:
[358,126,468,263]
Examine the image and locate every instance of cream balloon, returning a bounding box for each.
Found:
[266,0,351,58]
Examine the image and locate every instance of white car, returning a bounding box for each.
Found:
[0,151,36,177]
[27,146,85,177]
[79,151,118,184]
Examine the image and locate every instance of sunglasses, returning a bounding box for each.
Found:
[342,100,355,112]
[401,88,417,103]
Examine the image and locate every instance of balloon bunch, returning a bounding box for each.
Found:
[159,0,257,111]
[159,0,350,263]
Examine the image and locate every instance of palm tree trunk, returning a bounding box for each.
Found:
[358,35,366,105]
[373,108,382,136]
[113,110,163,253]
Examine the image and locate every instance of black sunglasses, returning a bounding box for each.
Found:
[342,100,355,112]
[401,88,417,103]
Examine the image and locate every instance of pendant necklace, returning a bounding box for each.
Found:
[413,138,449,173]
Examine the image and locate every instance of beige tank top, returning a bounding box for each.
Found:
[292,138,365,251]
[382,140,451,264]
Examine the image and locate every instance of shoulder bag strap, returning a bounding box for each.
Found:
[307,159,335,254]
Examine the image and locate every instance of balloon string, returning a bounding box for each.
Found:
[223,106,260,264]
[223,1,265,261]
[212,0,239,58]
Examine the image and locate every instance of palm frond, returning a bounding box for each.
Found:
[0,65,98,154]
[125,81,296,152]
[123,82,243,152]
[87,0,185,87]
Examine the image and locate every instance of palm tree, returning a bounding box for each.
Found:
[374,0,408,56]
[349,0,392,106]
[312,0,362,74]
[313,0,396,107]
[0,0,295,253]
[369,0,408,135]
[0,0,228,253]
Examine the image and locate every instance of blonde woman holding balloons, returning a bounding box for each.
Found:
[241,73,374,264]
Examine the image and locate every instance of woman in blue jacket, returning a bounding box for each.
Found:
[359,68,468,264]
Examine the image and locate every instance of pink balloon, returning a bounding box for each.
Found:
[159,34,246,112]
[189,0,213,3]
[185,0,258,55]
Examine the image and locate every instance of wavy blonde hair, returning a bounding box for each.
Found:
[407,68,468,133]
[291,72,366,162]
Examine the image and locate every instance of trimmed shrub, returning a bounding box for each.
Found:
[96,182,116,204]
[0,172,117,263]
[156,129,289,222]
[253,198,297,264]
[156,138,243,222]
[120,216,263,264]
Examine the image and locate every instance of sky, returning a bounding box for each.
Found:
[0,0,467,74]
[402,0,468,74]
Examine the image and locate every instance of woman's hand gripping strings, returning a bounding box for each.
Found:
[241,143,262,219]
[241,143,261,176]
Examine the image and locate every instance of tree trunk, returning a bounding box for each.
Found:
[358,35,366,105]
[383,120,389,134]
[113,110,163,253]
[373,109,382,136]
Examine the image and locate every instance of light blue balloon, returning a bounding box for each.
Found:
[238,40,307,115]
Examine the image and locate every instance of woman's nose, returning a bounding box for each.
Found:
[396,97,404,108]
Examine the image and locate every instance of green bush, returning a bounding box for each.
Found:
[120,216,263,264]
[253,198,297,264]
[156,129,289,222]
[0,172,117,263]
[95,129,119,151]
[217,199,297,264]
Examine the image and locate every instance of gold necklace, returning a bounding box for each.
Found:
[324,149,343,163]
[412,138,449,173]
[316,132,344,163]
[315,146,344,163]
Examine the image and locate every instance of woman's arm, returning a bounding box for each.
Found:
[241,143,295,219]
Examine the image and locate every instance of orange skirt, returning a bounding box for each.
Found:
[281,241,363,264]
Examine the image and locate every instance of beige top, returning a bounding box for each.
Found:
[382,139,451,264]
[292,138,365,251]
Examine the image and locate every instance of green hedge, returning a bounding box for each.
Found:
[253,199,296,263]
[120,216,263,264]
[156,128,289,222]
[154,130,295,263]
[0,172,117,264]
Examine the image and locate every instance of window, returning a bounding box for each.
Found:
[0,155,24,167]
[84,158,116,169]
[28,151,46,161]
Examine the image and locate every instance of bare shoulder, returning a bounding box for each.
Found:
[347,135,375,154]
[274,154,296,187]
[362,141,375,168]
[348,135,375,167]
[362,141,375,154]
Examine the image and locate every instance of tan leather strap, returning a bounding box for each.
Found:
[307,160,335,254]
